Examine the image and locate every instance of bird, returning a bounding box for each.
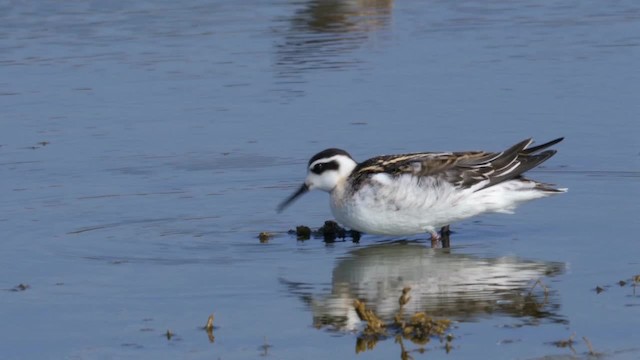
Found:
[278,137,566,242]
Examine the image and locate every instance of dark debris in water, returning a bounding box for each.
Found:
[594,274,640,305]
[10,283,30,292]
[549,333,576,354]
[259,336,272,357]
[294,225,311,240]
[546,333,605,357]
[259,220,360,243]
[26,141,50,150]
[599,274,640,294]
[287,220,360,242]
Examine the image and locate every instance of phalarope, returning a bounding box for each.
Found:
[278,137,566,241]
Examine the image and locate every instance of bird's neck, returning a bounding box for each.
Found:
[340,158,357,177]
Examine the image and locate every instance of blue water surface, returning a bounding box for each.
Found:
[1,1,639,359]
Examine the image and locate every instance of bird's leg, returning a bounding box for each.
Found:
[428,229,440,248]
[440,225,451,248]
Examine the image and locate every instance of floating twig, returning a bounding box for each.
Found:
[582,336,599,356]
[204,314,215,343]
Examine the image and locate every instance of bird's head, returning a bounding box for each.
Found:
[277,148,357,212]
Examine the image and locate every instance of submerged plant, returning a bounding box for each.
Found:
[354,287,452,355]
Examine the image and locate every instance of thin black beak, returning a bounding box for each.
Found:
[277,184,309,213]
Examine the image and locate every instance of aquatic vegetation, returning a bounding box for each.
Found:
[354,287,453,355]
[550,333,577,355]
[546,331,609,357]
[204,314,215,343]
[613,274,640,296]
[548,333,601,357]
[354,299,385,335]
[258,232,273,243]
[594,274,640,296]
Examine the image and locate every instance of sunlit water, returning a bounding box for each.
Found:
[2,1,640,359]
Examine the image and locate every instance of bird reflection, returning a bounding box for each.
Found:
[283,243,566,331]
[291,0,393,33]
[275,0,393,76]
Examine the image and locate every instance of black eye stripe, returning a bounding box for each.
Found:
[310,160,339,174]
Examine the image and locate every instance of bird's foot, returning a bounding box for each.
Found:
[428,226,451,248]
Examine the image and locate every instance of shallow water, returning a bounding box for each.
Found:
[1,0,640,359]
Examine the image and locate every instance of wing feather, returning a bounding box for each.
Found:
[350,138,563,191]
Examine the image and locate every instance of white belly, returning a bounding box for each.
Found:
[330,174,552,236]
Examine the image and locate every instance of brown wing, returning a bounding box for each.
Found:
[350,137,563,191]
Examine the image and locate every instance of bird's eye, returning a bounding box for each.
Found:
[310,160,338,174]
[310,163,328,174]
